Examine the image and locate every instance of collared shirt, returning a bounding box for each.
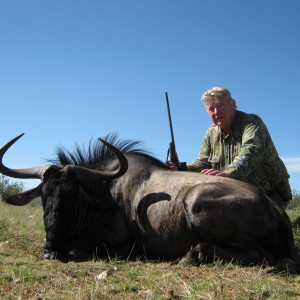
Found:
[187,110,290,194]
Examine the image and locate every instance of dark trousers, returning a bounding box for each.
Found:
[267,180,292,210]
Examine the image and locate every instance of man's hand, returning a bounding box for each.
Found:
[200,168,229,177]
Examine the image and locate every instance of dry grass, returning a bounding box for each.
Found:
[1,201,300,300]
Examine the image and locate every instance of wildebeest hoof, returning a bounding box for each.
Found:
[68,248,96,261]
[41,248,56,260]
[178,256,198,266]
[41,249,69,262]
[179,243,212,266]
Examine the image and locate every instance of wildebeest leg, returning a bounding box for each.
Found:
[179,236,277,266]
[179,243,266,266]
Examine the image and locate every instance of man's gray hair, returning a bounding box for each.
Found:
[201,86,235,105]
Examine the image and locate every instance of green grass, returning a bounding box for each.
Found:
[1,201,300,299]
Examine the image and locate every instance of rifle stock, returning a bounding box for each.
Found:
[168,141,180,167]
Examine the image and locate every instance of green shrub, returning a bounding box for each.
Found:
[0,174,24,201]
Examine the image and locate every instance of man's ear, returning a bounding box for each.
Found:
[232,100,237,109]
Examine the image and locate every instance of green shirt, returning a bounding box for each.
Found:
[187,110,290,193]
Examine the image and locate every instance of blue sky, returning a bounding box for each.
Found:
[1,0,300,192]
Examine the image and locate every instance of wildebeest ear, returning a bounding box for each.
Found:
[5,184,42,206]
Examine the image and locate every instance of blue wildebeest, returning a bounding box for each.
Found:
[0,133,299,273]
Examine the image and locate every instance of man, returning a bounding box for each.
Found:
[169,86,292,209]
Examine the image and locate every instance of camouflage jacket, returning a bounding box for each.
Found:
[187,110,290,194]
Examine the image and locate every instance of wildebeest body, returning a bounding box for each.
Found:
[39,153,293,265]
[108,156,293,263]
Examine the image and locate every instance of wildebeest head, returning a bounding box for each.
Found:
[0,133,147,260]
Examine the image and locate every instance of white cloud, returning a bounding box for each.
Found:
[281,157,300,173]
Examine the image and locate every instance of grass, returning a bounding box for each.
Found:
[1,201,300,299]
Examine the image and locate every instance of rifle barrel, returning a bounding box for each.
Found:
[165,92,175,144]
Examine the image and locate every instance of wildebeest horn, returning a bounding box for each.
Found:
[97,138,128,179]
[68,138,128,181]
[0,134,128,181]
[0,133,52,179]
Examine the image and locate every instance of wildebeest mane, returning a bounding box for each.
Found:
[48,133,166,168]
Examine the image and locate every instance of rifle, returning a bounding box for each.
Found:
[165,92,186,170]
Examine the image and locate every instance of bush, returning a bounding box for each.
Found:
[0,174,24,201]
[288,189,300,210]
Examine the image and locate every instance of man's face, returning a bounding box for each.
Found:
[205,98,236,133]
